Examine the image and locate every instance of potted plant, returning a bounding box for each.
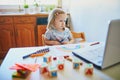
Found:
[24,4,29,8]
[34,1,40,13]
[34,2,39,7]
[23,0,29,14]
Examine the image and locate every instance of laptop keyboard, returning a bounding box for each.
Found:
[73,43,105,66]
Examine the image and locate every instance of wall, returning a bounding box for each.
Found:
[70,0,120,42]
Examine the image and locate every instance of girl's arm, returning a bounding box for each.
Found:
[62,30,75,44]
[62,37,75,44]
[44,38,62,46]
[68,37,75,44]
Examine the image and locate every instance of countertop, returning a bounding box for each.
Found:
[0,11,49,16]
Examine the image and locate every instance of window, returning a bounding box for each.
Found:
[0,0,57,5]
[0,0,58,12]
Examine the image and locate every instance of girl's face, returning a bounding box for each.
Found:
[54,14,67,31]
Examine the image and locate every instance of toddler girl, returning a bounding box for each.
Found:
[44,8,74,46]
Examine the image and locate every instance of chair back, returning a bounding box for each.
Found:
[42,34,46,46]
[37,25,47,46]
[71,31,86,43]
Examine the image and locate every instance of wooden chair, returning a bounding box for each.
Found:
[42,31,86,45]
[41,30,86,45]
[71,31,86,43]
[37,25,47,46]
[42,34,46,46]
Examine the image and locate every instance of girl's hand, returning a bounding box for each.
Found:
[54,41,62,45]
[61,41,69,44]
[44,40,62,46]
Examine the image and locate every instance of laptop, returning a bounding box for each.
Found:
[72,19,120,69]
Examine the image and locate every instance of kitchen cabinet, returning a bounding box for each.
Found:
[0,16,36,59]
[13,16,36,47]
[0,17,16,59]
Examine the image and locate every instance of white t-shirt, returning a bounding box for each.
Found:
[45,27,72,43]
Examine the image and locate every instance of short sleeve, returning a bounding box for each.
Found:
[45,30,51,40]
[66,28,73,40]
[69,30,73,38]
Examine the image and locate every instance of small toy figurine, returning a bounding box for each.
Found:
[48,65,57,77]
[84,63,94,75]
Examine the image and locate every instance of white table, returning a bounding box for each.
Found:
[0,44,114,80]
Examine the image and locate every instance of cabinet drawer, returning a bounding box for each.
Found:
[0,17,13,24]
[14,17,36,24]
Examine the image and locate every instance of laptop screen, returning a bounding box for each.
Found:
[102,19,120,69]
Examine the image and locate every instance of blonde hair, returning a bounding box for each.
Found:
[47,8,66,30]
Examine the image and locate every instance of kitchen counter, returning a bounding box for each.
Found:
[0,12,48,16]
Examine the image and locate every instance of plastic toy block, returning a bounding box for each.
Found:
[72,58,81,69]
[84,64,94,75]
[64,55,69,59]
[80,62,83,66]
[48,65,57,77]
[12,72,23,78]
[53,57,57,60]
[57,60,64,70]
[17,70,30,76]
[43,54,51,63]
[12,70,31,79]
[58,56,65,61]
[53,56,65,62]
[66,56,72,62]
[73,62,80,69]
[49,71,57,77]
[40,63,48,74]
[58,64,64,70]
[40,67,48,74]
